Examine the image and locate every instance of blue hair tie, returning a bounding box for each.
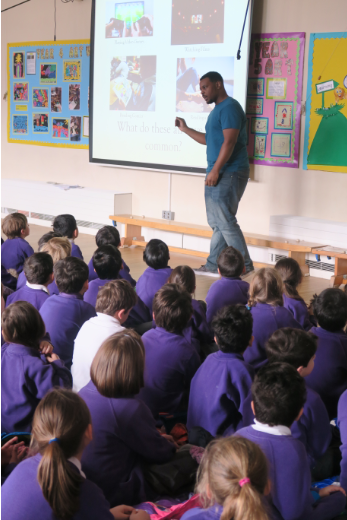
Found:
[48,437,60,444]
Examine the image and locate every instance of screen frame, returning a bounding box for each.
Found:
[89,0,254,175]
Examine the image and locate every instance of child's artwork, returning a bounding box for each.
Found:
[303,33,347,173]
[13,114,28,134]
[247,78,264,96]
[51,87,62,112]
[271,133,291,158]
[83,115,89,137]
[254,135,266,158]
[69,84,81,110]
[274,102,293,130]
[33,113,49,133]
[52,118,69,139]
[70,116,81,141]
[13,52,25,78]
[63,60,81,81]
[40,63,57,84]
[246,97,263,115]
[33,88,49,108]
[266,78,287,100]
[13,82,28,101]
[251,117,269,134]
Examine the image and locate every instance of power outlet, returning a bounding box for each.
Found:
[162,210,175,221]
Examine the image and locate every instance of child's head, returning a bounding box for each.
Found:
[31,388,91,520]
[217,246,245,278]
[2,301,45,348]
[2,213,29,239]
[153,283,192,333]
[38,231,63,251]
[92,245,122,280]
[252,363,306,427]
[275,257,302,299]
[96,279,137,323]
[40,237,72,264]
[23,252,53,286]
[168,265,196,295]
[95,225,121,248]
[52,214,78,239]
[91,329,144,398]
[212,304,253,354]
[312,288,347,332]
[248,268,283,308]
[266,328,317,377]
[143,239,170,269]
[54,257,89,295]
[197,436,269,520]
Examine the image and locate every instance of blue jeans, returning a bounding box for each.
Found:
[205,172,254,272]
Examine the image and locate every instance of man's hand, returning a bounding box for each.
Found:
[175,117,188,133]
[205,169,219,186]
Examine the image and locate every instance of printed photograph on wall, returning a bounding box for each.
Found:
[33,113,49,133]
[69,84,81,110]
[13,51,25,78]
[105,0,153,38]
[33,88,49,108]
[70,116,81,141]
[51,87,62,112]
[52,117,69,139]
[40,63,57,85]
[13,114,28,134]
[13,82,29,102]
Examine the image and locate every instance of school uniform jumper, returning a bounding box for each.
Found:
[182,505,223,520]
[1,237,34,274]
[79,381,175,507]
[136,266,173,314]
[6,284,50,311]
[283,294,317,331]
[40,293,96,369]
[338,389,347,492]
[17,271,59,295]
[243,303,303,370]
[191,299,213,344]
[88,257,136,287]
[187,351,254,436]
[1,343,72,433]
[84,278,113,307]
[71,242,84,260]
[205,277,249,323]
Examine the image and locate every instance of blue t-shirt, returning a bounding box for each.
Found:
[205,96,249,174]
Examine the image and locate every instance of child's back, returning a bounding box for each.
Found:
[52,213,83,259]
[1,213,33,274]
[338,390,347,492]
[6,285,49,311]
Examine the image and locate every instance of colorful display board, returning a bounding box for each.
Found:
[246,32,305,168]
[8,40,90,149]
[303,32,347,174]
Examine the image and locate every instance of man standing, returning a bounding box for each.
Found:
[175,71,253,276]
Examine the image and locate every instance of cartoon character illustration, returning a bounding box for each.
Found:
[334,87,347,103]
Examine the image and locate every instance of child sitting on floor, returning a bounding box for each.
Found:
[52,213,83,259]
[1,213,34,274]
[84,245,122,307]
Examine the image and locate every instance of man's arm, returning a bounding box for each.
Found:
[175,117,206,145]
[205,128,239,186]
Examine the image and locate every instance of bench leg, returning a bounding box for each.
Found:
[120,224,144,247]
[289,251,309,275]
[330,257,347,287]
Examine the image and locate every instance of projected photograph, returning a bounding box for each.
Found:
[176,57,234,113]
[171,0,224,45]
[110,55,156,111]
[105,0,153,38]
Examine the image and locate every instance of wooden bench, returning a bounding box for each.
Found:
[110,214,326,274]
[311,247,347,287]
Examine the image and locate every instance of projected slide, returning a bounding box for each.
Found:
[91,0,252,173]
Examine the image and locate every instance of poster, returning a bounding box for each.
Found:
[8,40,90,149]
[303,33,347,173]
[247,32,305,168]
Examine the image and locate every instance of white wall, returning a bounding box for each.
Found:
[2,0,347,233]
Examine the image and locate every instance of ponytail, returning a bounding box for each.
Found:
[275,258,303,301]
[231,483,269,520]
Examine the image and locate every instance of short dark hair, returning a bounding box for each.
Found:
[95,226,121,248]
[24,253,53,285]
[275,258,302,301]
[252,363,306,427]
[167,265,196,294]
[2,213,28,239]
[54,257,89,294]
[143,239,170,269]
[2,301,46,348]
[96,279,137,315]
[91,330,144,398]
[313,288,347,332]
[153,283,192,333]
[52,214,77,239]
[38,231,63,251]
[92,245,122,280]
[217,246,244,278]
[200,71,224,84]
[266,328,318,369]
[211,304,253,354]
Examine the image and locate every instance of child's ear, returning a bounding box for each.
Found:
[295,407,304,422]
[297,366,304,376]
[248,335,254,347]
[73,228,79,239]
[250,400,255,416]
[217,268,221,276]
[152,312,155,321]
[242,265,246,274]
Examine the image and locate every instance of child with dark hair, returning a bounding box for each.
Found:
[52,213,83,259]
[206,247,249,324]
[305,288,347,419]
[237,363,346,520]
[84,245,123,307]
[137,239,172,314]
[88,226,136,287]
[1,302,72,433]
[1,213,34,274]
[6,253,53,311]
[138,284,200,417]
[187,304,254,437]
[275,257,316,330]
[243,268,302,370]
[80,330,176,507]
[338,390,347,492]
[38,230,63,250]
[40,257,96,369]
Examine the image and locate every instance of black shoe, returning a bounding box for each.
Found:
[193,265,220,277]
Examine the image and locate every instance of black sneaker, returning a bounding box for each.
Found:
[194,265,220,277]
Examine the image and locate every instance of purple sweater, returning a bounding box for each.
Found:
[237,426,346,520]
[1,237,34,274]
[40,293,96,369]
[243,303,303,370]
[71,242,84,260]
[182,505,223,520]
[187,351,254,436]
[84,278,111,307]
[6,285,50,311]
[79,381,175,506]
[338,390,347,492]
[88,257,136,287]
[191,299,213,343]
[1,343,72,433]
[17,271,59,296]
[136,266,172,314]
[1,454,114,520]
[206,277,249,324]
[138,327,201,417]
[305,327,347,419]
[283,294,317,331]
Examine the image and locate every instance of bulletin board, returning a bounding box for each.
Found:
[303,32,347,173]
[246,32,305,168]
[8,40,90,149]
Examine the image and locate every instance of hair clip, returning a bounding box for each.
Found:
[239,478,250,487]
